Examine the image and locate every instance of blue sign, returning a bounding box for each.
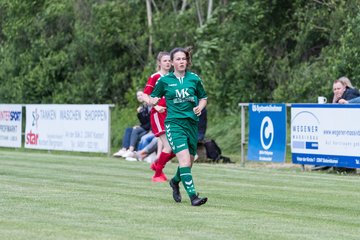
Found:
[247,103,287,162]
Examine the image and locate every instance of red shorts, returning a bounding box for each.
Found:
[150,109,167,137]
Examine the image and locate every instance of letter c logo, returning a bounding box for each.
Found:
[260,116,274,150]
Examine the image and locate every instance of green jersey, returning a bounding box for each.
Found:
[151,71,207,122]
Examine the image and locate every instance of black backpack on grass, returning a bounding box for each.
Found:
[204,139,233,163]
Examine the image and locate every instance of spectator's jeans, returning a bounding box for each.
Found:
[142,137,158,154]
[130,127,148,150]
[137,132,155,150]
[121,127,133,149]
[349,96,360,103]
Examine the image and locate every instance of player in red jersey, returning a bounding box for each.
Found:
[142,52,175,182]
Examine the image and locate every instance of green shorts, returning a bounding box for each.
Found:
[165,118,198,156]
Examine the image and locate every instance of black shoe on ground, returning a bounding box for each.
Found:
[190,194,208,206]
[169,179,181,203]
[311,165,331,171]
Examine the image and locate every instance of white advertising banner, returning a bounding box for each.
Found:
[0,104,22,148]
[25,105,110,153]
[291,104,360,168]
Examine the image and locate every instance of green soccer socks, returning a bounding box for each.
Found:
[172,166,181,183]
[179,167,196,198]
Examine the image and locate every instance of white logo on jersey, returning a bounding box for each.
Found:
[175,88,190,98]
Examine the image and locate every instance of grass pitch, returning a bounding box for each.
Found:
[1,150,360,240]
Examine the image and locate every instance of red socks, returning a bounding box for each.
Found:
[154,152,175,177]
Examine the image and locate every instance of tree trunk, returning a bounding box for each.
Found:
[146,0,153,57]
[180,0,187,13]
[207,0,213,20]
[195,0,203,27]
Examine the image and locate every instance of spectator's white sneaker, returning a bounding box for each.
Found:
[122,150,135,158]
[125,157,137,162]
[113,149,126,157]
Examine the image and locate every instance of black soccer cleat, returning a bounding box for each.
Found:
[169,179,181,203]
[190,194,208,206]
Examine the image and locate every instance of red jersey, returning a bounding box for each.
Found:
[143,71,167,137]
[143,72,166,107]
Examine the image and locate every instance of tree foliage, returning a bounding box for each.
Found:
[1,0,360,112]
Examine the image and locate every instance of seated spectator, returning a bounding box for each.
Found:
[195,108,208,161]
[135,137,158,162]
[314,78,358,171]
[339,97,360,104]
[337,77,360,103]
[198,108,207,142]
[137,131,155,151]
[339,76,355,88]
[332,77,360,103]
[113,127,134,157]
[124,131,155,161]
[113,90,151,157]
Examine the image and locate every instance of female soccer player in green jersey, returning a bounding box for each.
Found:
[150,47,208,206]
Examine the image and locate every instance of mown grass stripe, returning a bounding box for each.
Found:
[1,150,360,240]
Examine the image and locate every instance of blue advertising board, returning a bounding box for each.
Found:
[291,104,360,168]
[247,103,287,162]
